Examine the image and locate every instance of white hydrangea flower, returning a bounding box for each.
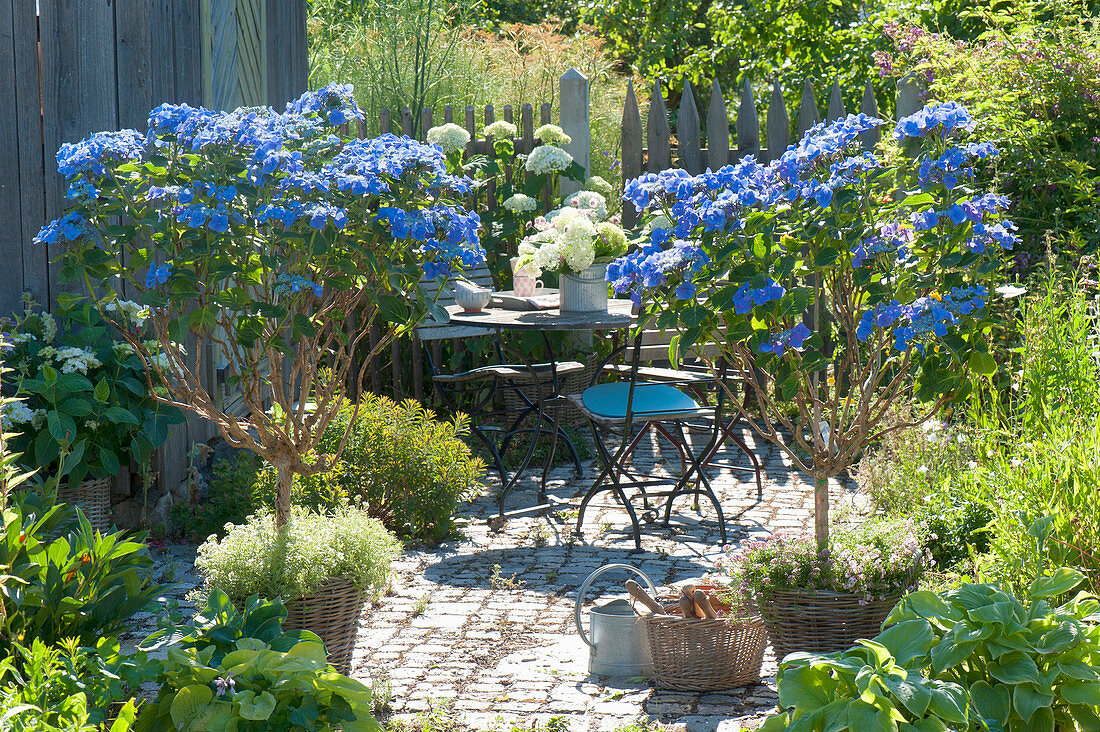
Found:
[2,400,36,429]
[525,145,572,175]
[596,221,628,256]
[483,120,517,139]
[105,299,149,328]
[533,240,564,273]
[113,342,136,360]
[8,332,35,346]
[534,124,571,146]
[503,193,538,213]
[426,123,471,155]
[564,190,608,221]
[585,175,614,197]
[53,346,102,374]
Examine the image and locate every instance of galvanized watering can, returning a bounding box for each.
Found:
[574,563,656,677]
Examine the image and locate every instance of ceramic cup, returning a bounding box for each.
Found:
[513,274,545,298]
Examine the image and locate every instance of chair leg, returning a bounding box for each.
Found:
[576,419,642,550]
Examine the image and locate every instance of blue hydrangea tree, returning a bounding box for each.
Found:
[608,102,1014,548]
[44,84,485,527]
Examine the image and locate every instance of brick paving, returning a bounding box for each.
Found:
[351,428,861,732]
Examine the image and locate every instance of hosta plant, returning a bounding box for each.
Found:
[762,567,1100,731]
[136,590,379,731]
[610,102,1013,547]
[50,83,485,527]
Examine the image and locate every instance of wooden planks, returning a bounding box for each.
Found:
[623,75,908,174]
[266,0,307,108]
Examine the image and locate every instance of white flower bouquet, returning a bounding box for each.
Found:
[516,204,629,276]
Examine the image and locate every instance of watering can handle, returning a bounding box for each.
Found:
[574,563,657,647]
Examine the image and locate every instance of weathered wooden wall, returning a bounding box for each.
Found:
[0,0,307,496]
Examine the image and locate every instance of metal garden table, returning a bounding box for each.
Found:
[446,300,635,522]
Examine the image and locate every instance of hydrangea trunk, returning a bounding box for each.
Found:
[274,463,293,529]
[814,475,829,551]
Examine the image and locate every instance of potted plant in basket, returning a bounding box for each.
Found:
[610,101,1012,652]
[196,503,401,674]
[716,520,928,657]
[45,82,485,668]
[517,201,629,312]
[0,298,182,528]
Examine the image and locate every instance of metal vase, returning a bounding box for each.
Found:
[560,263,608,313]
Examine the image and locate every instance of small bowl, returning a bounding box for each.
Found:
[455,286,491,312]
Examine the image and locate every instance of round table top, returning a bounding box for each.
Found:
[446,299,634,332]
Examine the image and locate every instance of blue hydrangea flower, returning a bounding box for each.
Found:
[57,129,146,177]
[759,323,811,355]
[34,211,88,245]
[852,223,915,268]
[146,262,172,288]
[732,278,786,314]
[894,102,975,140]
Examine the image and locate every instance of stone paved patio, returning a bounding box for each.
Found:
[352,428,860,732]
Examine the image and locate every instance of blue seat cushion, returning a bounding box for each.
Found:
[581,382,701,420]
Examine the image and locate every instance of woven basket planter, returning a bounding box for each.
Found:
[643,601,767,691]
[56,476,112,532]
[283,578,365,675]
[761,589,903,660]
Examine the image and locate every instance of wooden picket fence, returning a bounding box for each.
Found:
[619,76,923,228]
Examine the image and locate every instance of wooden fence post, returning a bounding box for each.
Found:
[707,80,730,170]
[559,67,590,196]
[679,79,702,175]
[620,79,642,229]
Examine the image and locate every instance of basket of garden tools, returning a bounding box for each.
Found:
[626,579,767,691]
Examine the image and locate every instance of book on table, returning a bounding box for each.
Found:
[489,290,560,311]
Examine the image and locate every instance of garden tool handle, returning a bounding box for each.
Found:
[575,563,657,647]
[625,579,664,615]
[693,589,719,619]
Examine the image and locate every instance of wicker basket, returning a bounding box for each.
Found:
[643,604,767,691]
[284,578,365,674]
[761,590,902,659]
[56,477,113,532]
[502,354,597,429]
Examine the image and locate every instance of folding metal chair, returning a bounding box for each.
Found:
[417,268,585,513]
[600,316,764,498]
[568,330,731,549]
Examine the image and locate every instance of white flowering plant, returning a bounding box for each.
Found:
[717,519,928,603]
[196,504,401,602]
[440,121,586,285]
[516,204,629,276]
[0,299,182,487]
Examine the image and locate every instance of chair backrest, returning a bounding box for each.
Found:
[625,302,726,365]
[417,265,497,341]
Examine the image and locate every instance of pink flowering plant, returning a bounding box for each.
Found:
[46,83,485,527]
[719,520,928,603]
[610,101,1013,548]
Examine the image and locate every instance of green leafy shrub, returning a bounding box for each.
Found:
[881,14,1100,262]
[169,452,263,543]
[314,396,484,544]
[762,568,1100,731]
[855,416,992,570]
[0,299,183,485]
[0,638,139,732]
[135,590,380,731]
[0,494,164,655]
[195,505,401,603]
